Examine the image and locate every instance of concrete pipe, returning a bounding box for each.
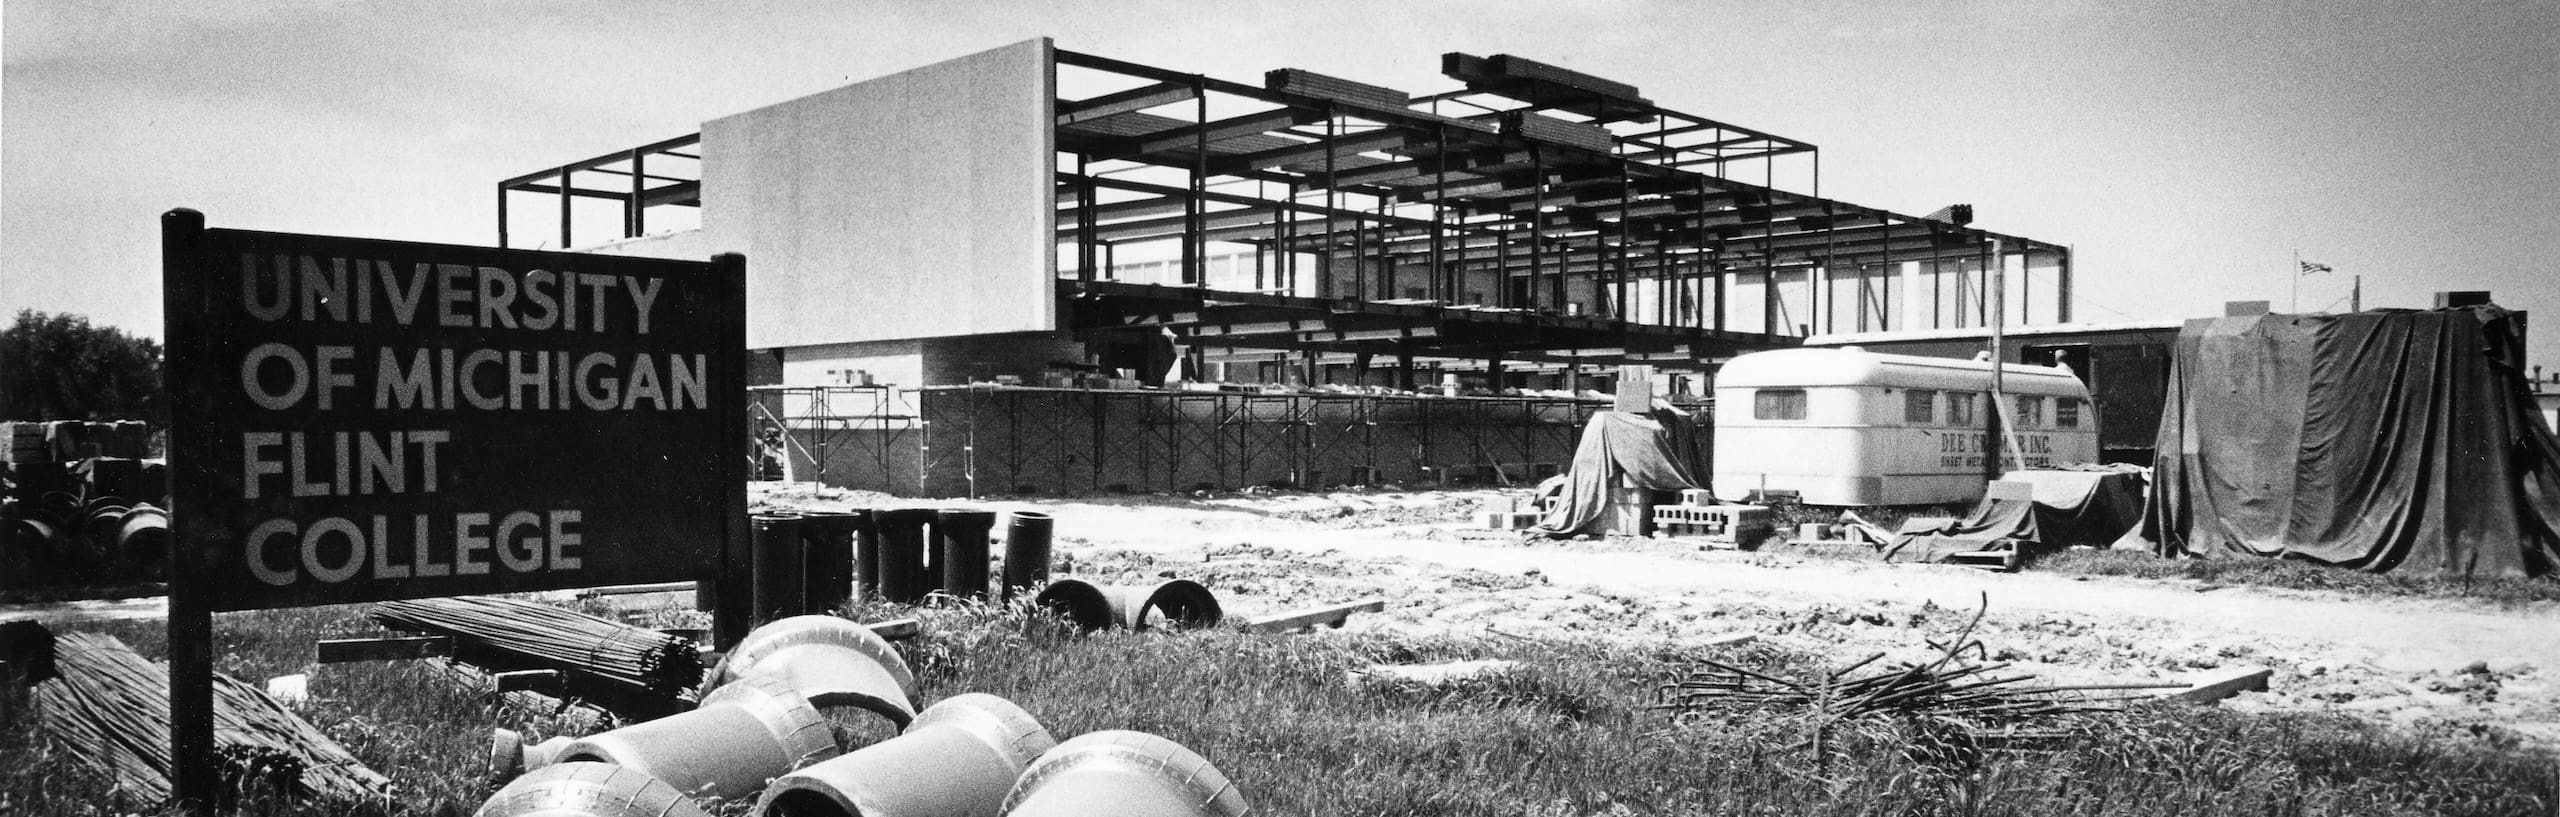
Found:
[999,731,1249,817]
[873,509,936,604]
[486,727,579,788]
[82,504,129,557]
[1029,579,1115,633]
[1115,580,1223,631]
[2,517,58,589]
[755,693,1056,817]
[37,492,81,523]
[708,614,918,728]
[473,761,715,817]
[1031,580,1223,633]
[1000,512,1052,602]
[116,503,169,565]
[554,674,840,803]
[936,510,998,602]
[796,511,861,613]
[849,509,882,602]
[752,514,809,624]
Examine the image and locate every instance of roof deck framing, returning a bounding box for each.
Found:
[1051,48,2072,372]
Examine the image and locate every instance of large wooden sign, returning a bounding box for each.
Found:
[162,211,746,611]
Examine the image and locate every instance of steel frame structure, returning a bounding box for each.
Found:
[497,46,2076,377]
[1050,48,2074,376]
[497,133,702,251]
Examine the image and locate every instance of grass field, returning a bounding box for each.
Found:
[4,598,2556,817]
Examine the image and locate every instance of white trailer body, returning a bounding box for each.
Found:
[1713,347,2098,506]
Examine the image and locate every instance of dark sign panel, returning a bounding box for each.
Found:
[165,221,742,611]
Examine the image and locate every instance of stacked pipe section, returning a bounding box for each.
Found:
[1001,512,1052,601]
[1002,731,1250,817]
[548,673,840,803]
[2,419,168,591]
[475,762,715,817]
[1032,579,1224,633]
[755,693,1054,817]
[708,615,919,727]
[484,613,921,813]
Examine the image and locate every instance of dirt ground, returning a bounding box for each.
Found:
[765,484,2560,749]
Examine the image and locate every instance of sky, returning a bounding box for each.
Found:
[6,1,2557,366]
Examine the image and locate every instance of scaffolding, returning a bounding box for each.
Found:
[749,385,919,485]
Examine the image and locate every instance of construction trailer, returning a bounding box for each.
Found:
[502,39,2077,495]
[1801,321,2184,467]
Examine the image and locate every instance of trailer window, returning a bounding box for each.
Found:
[2056,398,2082,428]
[2014,396,2043,428]
[1904,389,1937,424]
[1753,389,1808,420]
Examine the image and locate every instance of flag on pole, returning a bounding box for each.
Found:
[2300,260,2334,275]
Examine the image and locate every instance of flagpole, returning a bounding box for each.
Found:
[2291,249,2300,312]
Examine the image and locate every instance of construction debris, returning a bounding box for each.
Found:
[32,632,390,806]
[1350,659,1522,687]
[2164,666,2274,704]
[1242,599,1385,633]
[368,596,704,717]
[1651,598,2175,745]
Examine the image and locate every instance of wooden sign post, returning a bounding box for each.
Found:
[159,209,745,811]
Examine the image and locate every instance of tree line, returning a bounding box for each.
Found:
[1,310,164,422]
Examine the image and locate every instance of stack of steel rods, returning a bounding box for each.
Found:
[369,596,703,700]
[32,632,390,805]
[1652,597,2176,725]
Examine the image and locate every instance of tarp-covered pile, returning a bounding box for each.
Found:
[1536,406,1705,537]
[1886,465,2148,563]
[2118,305,2560,577]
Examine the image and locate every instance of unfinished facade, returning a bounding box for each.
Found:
[500,39,2077,495]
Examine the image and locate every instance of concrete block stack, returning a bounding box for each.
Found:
[1652,503,1775,550]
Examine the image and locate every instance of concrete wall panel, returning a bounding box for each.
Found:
[704,39,1056,349]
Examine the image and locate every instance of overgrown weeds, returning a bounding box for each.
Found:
[3,600,2553,816]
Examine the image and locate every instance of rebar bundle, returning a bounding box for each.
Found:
[31,632,391,806]
[1652,598,2171,727]
[369,596,704,702]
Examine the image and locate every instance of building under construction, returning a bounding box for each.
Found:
[501,39,2078,495]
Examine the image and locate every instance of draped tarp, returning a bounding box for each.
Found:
[1536,408,1703,537]
[2118,306,2560,577]
[1884,466,2147,563]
